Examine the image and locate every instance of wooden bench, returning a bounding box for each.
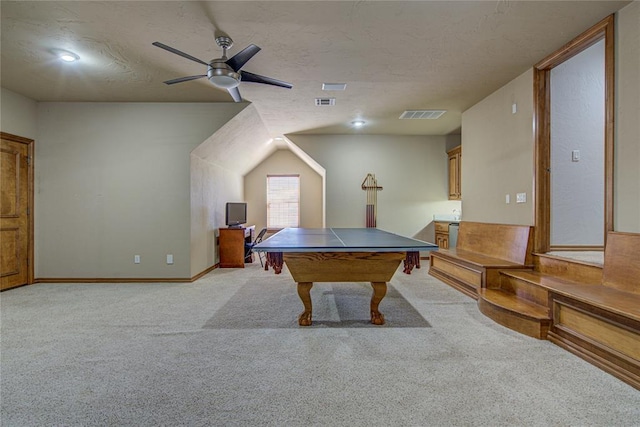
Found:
[546,232,640,389]
[428,221,534,299]
[485,231,640,389]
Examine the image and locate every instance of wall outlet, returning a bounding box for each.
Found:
[516,192,526,203]
[166,254,174,265]
[505,194,510,204]
[134,255,141,264]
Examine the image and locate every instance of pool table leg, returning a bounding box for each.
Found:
[370,282,387,325]
[297,282,313,326]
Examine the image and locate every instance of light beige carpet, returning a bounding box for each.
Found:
[547,251,604,265]
[204,278,431,329]
[1,262,638,426]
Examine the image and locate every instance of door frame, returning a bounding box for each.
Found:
[533,15,615,253]
[1,132,34,286]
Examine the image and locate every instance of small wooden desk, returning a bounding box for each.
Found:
[219,225,255,268]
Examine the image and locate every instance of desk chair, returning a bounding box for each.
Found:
[245,227,268,267]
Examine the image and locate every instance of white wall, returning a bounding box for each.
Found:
[445,134,462,152]
[0,88,37,139]
[615,1,640,232]
[244,149,324,231]
[288,134,457,242]
[36,102,244,279]
[190,104,277,276]
[461,69,535,226]
[6,2,638,280]
[461,4,639,235]
[190,155,243,276]
[550,40,605,246]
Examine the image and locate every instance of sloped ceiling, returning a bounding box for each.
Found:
[191,104,276,176]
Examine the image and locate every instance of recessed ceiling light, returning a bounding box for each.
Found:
[274,137,284,141]
[351,120,366,127]
[53,49,80,62]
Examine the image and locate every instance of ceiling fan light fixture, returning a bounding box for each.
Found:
[207,62,241,88]
[208,74,240,89]
[153,38,291,102]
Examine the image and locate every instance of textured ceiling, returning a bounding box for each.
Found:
[0,1,630,138]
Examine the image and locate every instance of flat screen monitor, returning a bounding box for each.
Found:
[225,202,247,227]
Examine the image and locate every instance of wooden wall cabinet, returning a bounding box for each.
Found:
[219,226,255,268]
[435,221,450,249]
[448,145,462,200]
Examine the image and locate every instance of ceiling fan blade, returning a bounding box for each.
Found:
[152,42,209,66]
[225,44,261,72]
[228,86,242,102]
[240,71,293,89]
[163,75,207,85]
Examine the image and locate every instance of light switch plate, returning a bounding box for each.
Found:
[516,193,526,203]
[572,150,580,162]
[166,254,174,264]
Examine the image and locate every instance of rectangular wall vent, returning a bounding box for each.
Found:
[399,110,447,119]
[315,98,336,106]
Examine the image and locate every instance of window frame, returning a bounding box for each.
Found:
[266,174,300,231]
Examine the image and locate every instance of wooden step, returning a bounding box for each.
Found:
[533,253,603,283]
[501,269,601,290]
[498,270,551,307]
[478,288,551,339]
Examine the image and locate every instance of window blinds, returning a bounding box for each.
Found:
[267,175,300,228]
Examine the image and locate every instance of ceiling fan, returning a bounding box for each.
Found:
[152,36,292,102]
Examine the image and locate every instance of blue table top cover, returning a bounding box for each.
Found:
[253,228,438,253]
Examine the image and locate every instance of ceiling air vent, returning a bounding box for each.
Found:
[315,98,336,106]
[322,83,347,91]
[399,110,447,119]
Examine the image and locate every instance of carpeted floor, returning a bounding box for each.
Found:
[204,279,431,329]
[1,262,638,426]
[547,251,604,265]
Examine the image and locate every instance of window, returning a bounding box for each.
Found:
[267,175,300,228]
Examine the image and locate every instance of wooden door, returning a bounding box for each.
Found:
[448,154,458,199]
[1,132,33,290]
[435,232,449,249]
[447,146,461,200]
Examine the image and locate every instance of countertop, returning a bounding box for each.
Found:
[433,214,461,223]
